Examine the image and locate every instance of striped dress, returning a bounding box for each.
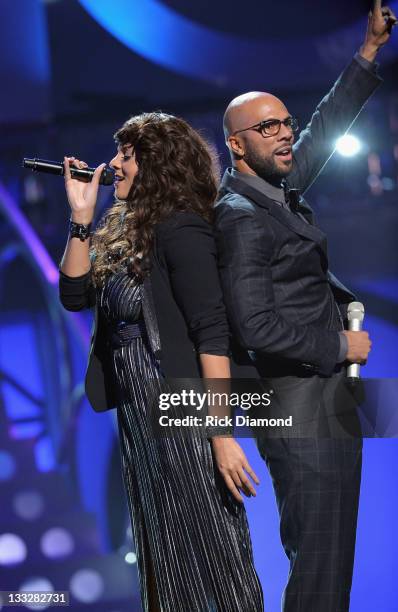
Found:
[99,269,264,612]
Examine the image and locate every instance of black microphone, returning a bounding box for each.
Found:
[22,158,115,186]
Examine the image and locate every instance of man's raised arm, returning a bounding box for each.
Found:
[289,0,396,194]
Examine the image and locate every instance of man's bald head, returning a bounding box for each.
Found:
[223,90,295,184]
[223,91,287,140]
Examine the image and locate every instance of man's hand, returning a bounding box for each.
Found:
[343,330,372,364]
[360,0,397,62]
[211,437,260,503]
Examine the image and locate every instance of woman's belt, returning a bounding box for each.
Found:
[108,319,147,348]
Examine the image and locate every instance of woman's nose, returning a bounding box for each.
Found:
[109,155,119,169]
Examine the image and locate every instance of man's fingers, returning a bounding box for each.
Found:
[382,7,397,18]
[383,8,398,30]
[373,0,382,13]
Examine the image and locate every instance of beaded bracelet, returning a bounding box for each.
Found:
[69,219,92,242]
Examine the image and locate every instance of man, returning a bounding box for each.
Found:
[212,2,397,611]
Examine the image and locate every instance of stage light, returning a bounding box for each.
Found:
[70,568,104,603]
[19,577,54,611]
[336,134,361,157]
[0,533,27,565]
[125,552,137,564]
[40,527,74,559]
[13,490,44,521]
[381,177,395,191]
[0,450,16,481]
[367,173,383,196]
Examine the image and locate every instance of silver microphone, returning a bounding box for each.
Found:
[347,302,365,379]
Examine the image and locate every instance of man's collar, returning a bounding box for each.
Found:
[223,167,289,206]
[220,167,303,214]
[219,169,322,245]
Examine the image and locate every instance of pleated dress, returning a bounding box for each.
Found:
[98,269,264,612]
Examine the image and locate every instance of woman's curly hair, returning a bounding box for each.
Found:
[90,112,219,286]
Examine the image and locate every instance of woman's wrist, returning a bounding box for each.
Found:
[69,219,92,242]
[70,210,94,225]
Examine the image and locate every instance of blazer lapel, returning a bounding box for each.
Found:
[221,170,326,247]
[295,198,315,224]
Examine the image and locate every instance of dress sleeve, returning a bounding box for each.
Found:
[159,212,230,356]
[58,269,97,311]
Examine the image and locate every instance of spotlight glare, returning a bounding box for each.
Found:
[19,577,54,611]
[41,527,74,559]
[336,135,361,157]
[0,450,16,481]
[125,552,137,564]
[14,490,44,521]
[0,533,27,565]
[70,569,104,603]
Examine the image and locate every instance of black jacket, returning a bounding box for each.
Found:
[215,56,382,378]
[59,212,230,412]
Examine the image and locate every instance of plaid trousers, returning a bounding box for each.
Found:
[255,372,362,612]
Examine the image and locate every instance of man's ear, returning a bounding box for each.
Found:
[227,135,244,158]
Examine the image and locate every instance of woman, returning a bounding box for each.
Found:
[59,112,263,612]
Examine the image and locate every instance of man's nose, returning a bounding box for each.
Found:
[278,124,294,141]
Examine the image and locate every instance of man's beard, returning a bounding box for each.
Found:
[243,141,291,186]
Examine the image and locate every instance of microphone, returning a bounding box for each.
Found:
[22,158,115,186]
[347,302,365,380]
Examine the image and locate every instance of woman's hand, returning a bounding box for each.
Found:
[64,156,106,224]
[211,437,260,503]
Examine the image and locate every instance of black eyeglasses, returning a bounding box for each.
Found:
[233,116,299,138]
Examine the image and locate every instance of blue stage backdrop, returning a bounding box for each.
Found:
[0,0,51,124]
